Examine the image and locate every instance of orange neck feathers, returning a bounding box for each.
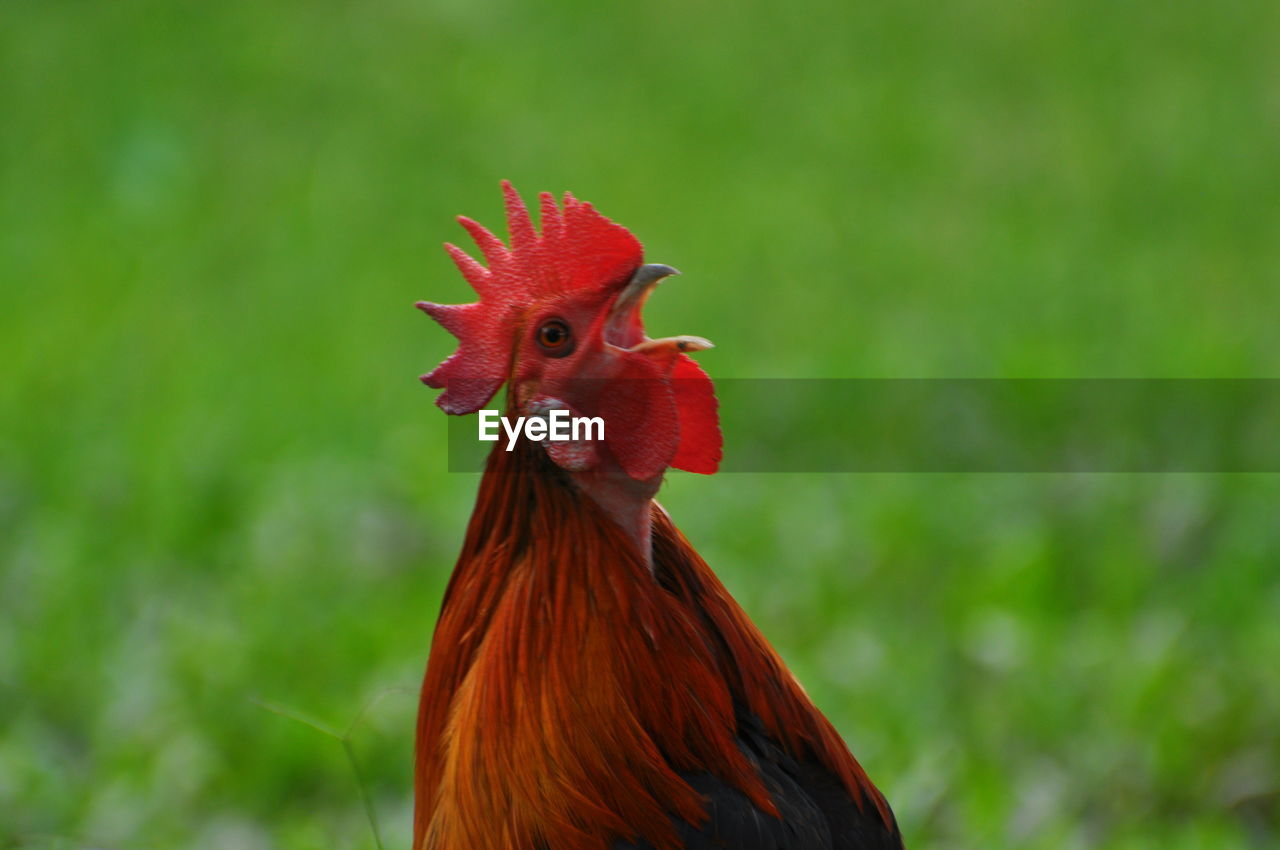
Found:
[413,441,893,850]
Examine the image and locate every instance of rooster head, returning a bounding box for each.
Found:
[418,181,722,483]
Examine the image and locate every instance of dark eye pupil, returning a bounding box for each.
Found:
[537,320,572,355]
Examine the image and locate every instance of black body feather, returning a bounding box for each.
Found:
[615,713,903,850]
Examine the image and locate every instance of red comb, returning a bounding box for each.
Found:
[418,181,643,414]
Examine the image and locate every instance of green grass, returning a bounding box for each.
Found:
[2,0,1278,847]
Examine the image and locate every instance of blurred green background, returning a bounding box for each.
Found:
[2,1,1279,847]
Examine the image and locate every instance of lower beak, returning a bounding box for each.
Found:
[605,263,715,356]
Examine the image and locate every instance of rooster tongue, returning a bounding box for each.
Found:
[604,263,714,355]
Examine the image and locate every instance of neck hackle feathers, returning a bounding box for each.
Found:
[413,443,897,850]
[412,187,899,850]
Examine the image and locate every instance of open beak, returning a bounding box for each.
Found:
[604,263,715,358]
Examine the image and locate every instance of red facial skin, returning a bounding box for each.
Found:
[419,183,721,556]
[412,184,901,850]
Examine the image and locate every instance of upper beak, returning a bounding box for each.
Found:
[604,263,715,357]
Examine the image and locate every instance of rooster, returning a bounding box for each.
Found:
[413,183,902,850]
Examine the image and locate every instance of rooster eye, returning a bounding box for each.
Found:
[536,319,574,357]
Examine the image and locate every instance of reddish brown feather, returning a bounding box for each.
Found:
[413,437,892,849]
